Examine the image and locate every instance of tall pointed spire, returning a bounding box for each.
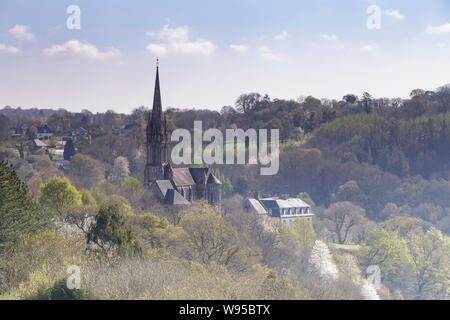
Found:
[148,59,163,143]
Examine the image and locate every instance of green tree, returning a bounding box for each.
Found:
[39,176,82,218]
[297,192,315,206]
[324,201,366,244]
[27,278,97,300]
[0,160,49,250]
[63,139,76,161]
[235,176,248,196]
[87,204,142,257]
[67,153,104,189]
[358,228,412,286]
[335,180,366,205]
[406,227,450,299]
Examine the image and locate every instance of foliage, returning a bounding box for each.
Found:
[63,139,76,161]
[87,204,142,257]
[39,176,82,218]
[0,160,49,251]
[27,278,96,300]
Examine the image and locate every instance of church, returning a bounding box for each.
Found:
[144,63,222,207]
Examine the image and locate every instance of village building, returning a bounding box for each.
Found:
[36,124,53,140]
[245,192,314,223]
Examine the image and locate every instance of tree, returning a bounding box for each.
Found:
[180,202,256,272]
[63,139,76,161]
[39,176,82,218]
[297,192,315,206]
[27,278,96,300]
[111,156,130,183]
[324,201,366,244]
[282,217,316,249]
[0,114,11,141]
[309,240,338,280]
[235,93,262,114]
[67,154,104,189]
[406,227,449,299]
[235,176,248,196]
[87,204,142,257]
[361,92,373,114]
[0,160,49,250]
[358,228,412,286]
[343,94,358,104]
[335,180,365,204]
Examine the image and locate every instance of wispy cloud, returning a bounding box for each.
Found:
[8,25,35,41]
[43,40,120,60]
[360,44,377,52]
[426,23,450,35]
[320,34,339,41]
[384,9,405,20]
[146,24,215,56]
[258,45,283,61]
[0,43,22,54]
[274,31,289,41]
[229,44,249,53]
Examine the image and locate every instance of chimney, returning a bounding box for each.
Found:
[254,191,261,200]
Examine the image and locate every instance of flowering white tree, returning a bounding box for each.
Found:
[360,281,380,300]
[309,240,338,280]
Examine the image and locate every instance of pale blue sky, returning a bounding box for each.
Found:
[0,0,449,113]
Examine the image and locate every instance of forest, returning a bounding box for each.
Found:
[0,85,449,300]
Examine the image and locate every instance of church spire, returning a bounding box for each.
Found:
[148,60,163,143]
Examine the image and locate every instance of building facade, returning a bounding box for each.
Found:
[245,193,314,223]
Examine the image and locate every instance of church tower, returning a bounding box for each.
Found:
[144,61,170,187]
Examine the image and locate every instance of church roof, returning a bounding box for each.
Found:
[207,173,222,185]
[155,179,175,197]
[163,189,190,205]
[188,168,209,184]
[172,167,196,186]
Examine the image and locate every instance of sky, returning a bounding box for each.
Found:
[0,0,450,113]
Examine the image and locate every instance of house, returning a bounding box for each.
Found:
[245,192,314,223]
[33,139,48,150]
[37,124,53,140]
[144,63,222,207]
[62,127,89,142]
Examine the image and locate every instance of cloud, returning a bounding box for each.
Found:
[384,9,405,20]
[258,45,283,61]
[8,25,35,41]
[274,31,289,41]
[426,23,450,35]
[360,44,377,52]
[0,43,22,54]
[229,44,249,53]
[320,34,339,41]
[43,40,120,60]
[146,24,215,56]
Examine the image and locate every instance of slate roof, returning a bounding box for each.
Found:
[188,168,209,184]
[163,189,190,205]
[33,139,47,148]
[207,173,222,185]
[259,197,311,209]
[155,180,175,197]
[172,168,196,186]
[246,198,268,214]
